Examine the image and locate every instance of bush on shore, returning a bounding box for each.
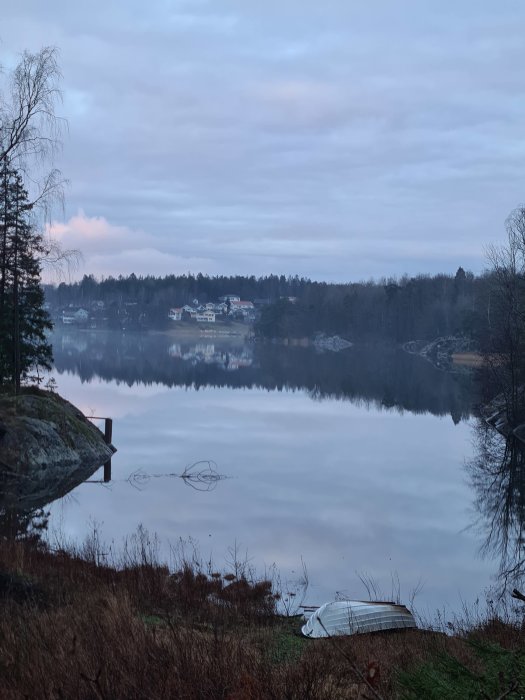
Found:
[0,529,524,699]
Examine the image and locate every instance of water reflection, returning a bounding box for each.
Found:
[0,457,229,539]
[168,342,253,371]
[50,329,476,421]
[127,461,227,492]
[0,329,492,611]
[0,460,100,538]
[469,421,525,587]
[0,461,102,516]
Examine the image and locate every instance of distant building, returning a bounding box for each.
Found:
[231,300,255,315]
[62,307,89,325]
[196,311,216,323]
[219,294,240,303]
[168,308,183,321]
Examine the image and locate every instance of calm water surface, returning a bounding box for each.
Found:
[43,329,496,616]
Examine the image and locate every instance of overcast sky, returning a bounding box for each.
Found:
[2,1,525,282]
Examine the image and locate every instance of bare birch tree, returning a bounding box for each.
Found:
[0,46,79,264]
[0,46,63,169]
[0,46,79,390]
[485,207,525,425]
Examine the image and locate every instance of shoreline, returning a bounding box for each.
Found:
[0,532,521,698]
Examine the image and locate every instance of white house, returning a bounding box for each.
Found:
[219,294,240,303]
[62,312,76,325]
[231,300,255,315]
[196,311,216,323]
[168,308,183,321]
[62,307,89,325]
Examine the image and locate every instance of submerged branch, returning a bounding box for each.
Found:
[126,461,227,492]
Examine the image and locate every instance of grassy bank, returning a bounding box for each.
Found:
[0,531,524,698]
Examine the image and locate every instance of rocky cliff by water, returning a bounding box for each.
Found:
[0,389,115,511]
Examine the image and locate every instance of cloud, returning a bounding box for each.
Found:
[44,212,214,280]
[3,1,525,281]
[251,79,346,128]
[46,212,149,255]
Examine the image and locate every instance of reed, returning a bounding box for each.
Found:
[1,530,524,698]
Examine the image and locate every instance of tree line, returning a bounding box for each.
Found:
[45,266,492,343]
[44,272,308,324]
[255,267,489,343]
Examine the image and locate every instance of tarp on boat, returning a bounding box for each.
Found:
[301,600,416,638]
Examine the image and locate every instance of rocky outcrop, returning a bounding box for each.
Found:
[0,390,115,510]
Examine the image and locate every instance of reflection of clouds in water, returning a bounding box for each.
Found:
[52,371,170,418]
[44,379,492,613]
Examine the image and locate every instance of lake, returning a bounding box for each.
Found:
[37,328,499,617]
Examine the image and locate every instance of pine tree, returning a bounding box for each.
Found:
[0,162,53,391]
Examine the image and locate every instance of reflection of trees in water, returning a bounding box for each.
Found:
[50,330,476,420]
[469,420,525,586]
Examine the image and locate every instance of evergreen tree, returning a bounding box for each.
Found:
[0,163,52,391]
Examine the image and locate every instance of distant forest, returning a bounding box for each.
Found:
[44,267,490,343]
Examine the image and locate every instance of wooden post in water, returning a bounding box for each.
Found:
[104,418,113,445]
[88,417,113,483]
[103,418,112,482]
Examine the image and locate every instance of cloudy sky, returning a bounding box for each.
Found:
[2,1,525,282]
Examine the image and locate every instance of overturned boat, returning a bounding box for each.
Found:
[301,600,416,638]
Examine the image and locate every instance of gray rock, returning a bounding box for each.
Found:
[0,390,115,511]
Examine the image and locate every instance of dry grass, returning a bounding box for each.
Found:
[0,531,524,699]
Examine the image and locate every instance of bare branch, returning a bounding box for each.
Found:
[0,47,64,168]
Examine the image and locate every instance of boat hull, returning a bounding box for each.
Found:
[301,600,416,638]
